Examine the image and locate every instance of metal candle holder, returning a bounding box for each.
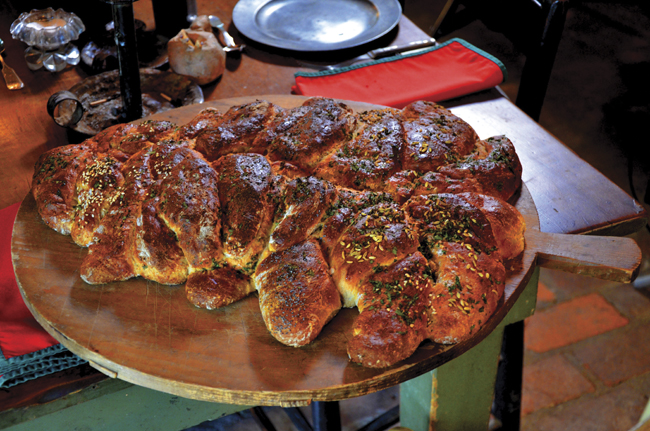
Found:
[101,0,142,122]
[10,8,85,72]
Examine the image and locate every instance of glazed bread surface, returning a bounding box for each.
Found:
[32,97,526,368]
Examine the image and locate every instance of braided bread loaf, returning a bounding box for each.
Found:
[32,97,525,368]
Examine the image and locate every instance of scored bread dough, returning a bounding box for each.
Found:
[31,97,525,368]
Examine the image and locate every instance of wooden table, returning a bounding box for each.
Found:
[1,0,646,430]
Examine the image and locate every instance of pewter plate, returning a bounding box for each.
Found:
[232,0,401,52]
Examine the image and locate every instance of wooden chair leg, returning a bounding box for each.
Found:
[430,0,461,36]
[430,0,485,37]
[515,0,571,121]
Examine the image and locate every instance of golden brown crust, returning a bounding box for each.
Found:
[456,192,526,260]
[348,252,434,368]
[156,107,223,146]
[400,101,478,172]
[186,266,253,309]
[156,149,223,272]
[329,202,419,307]
[80,203,139,284]
[213,153,277,273]
[33,97,526,369]
[97,120,177,155]
[78,146,160,284]
[439,136,523,201]
[254,239,341,347]
[70,154,125,246]
[319,190,396,256]
[265,98,356,171]
[194,100,282,161]
[132,197,188,284]
[426,242,505,344]
[403,193,506,344]
[404,193,500,259]
[314,108,403,191]
[385,170,420,204]
[268,176,338,254]
[32,143,97,235]
[269,160,308,180]
[385,170,486,205]
[177,107,223,138]
[412,171,485,197]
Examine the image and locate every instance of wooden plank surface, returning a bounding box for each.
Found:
[12,95,541,407]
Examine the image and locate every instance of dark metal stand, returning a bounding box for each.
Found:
[312,401,342,431]
[285,407,314,431]
[492,321,525,431]
[251,407,279,431]
[284,402,398,431]
[102,0,143,122]
[151,0,191,37]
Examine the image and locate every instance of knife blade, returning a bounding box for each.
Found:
[299,38,437,71]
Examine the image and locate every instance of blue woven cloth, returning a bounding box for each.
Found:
[1,202,86,388]
[0,344,86,388]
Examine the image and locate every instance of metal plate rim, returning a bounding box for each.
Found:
[232,0,402,52]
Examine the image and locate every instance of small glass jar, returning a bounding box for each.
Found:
[10,8,85,72]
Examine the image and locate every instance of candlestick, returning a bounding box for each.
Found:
[101,0,143,122]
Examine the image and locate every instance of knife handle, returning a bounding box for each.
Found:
[367,38,437,60]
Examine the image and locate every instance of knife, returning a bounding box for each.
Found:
[299,38,438,71]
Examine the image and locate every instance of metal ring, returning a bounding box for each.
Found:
[46,90,85,127]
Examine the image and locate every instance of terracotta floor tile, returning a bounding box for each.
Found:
[601,285,650,319]
[537,281,556,304]
[538,269,614,303]
[521,375,650,431]
[572,323,650,386]
[522,354,595,416]
[525,293,629,353]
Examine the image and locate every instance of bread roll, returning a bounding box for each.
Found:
[33,97,526,368]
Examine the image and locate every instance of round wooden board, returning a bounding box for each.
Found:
[12,95,539,407]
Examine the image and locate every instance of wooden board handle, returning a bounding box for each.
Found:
[527,230,642,283]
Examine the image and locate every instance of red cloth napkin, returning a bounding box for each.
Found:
[292,38,507,108]
[0,202,59,360]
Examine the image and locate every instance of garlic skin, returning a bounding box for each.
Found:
[168,29,226,85]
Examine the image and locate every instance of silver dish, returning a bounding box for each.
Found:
[10,7,84,51]
[47,69,204,135]
[232,0,401,52]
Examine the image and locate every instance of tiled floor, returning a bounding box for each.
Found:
[189,1,650,430]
